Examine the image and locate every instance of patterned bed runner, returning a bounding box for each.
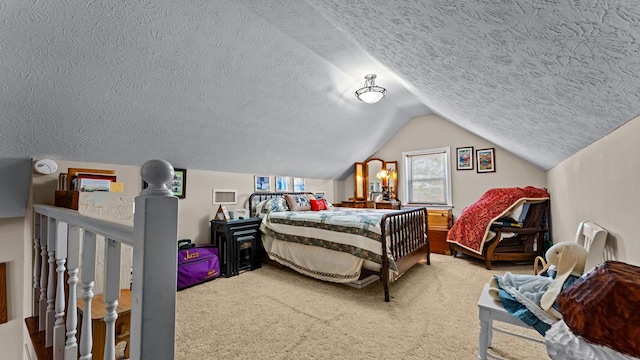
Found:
[261,209,398,271]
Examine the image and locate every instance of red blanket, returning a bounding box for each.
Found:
[446,187,550,254]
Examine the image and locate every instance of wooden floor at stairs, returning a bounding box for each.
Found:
[25,316,53,360]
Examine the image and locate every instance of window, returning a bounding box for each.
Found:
[402,147,452,206]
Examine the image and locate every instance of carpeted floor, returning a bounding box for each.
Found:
[174,254,550,360]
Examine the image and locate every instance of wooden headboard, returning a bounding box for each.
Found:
[248,192,313,217]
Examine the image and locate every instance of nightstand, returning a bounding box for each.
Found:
[210,217,263,277]
[428,209,453,255]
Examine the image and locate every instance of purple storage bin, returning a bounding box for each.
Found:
[177,245,220,290]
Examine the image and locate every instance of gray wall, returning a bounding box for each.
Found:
[348,114,547,219]
[548,114,640,266]
[0,158,32,218]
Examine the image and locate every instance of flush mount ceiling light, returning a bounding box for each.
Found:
[355,74,387,104]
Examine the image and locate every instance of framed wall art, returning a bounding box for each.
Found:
[293,177,305,192]
[456,147,474,170]
[169,168,187,198]
[275,176,291,192]
[254,175,271,192]
[476,148,496,173]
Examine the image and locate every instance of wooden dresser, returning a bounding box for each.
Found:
[375,201,400,209]
[339,199,369,208]
[427,209,453,255]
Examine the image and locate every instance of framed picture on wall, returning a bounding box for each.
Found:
[476,148,496,173]
[254,175,271,192]
[456,147,474,170]
[275,176,291,192]
[169,168,187,198]
[293,177,305,192]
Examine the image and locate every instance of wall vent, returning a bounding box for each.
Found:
[213,189,237,204]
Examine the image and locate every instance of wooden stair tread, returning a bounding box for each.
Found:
[78,289,132,319]
[25,316,53,360]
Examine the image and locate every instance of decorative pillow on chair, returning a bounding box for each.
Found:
[310,199,327,211]
[284,194,311,211]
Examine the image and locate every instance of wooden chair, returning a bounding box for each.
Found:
[452,200,549,270]
[477,221,608,360]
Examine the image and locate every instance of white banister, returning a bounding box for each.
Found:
[46,217,56,347]
[65,225,80,359]
[53,221,68,360]
[39,216,48,331]
[33,214,41,316]
[103,238,122,360]
[130,160,178,360]
[33,206,134,246]
[79,231,97,360]
[32,159,178,360]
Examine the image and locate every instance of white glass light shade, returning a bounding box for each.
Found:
[355,74,387,104]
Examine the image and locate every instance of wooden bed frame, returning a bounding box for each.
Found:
[249,192,430,302]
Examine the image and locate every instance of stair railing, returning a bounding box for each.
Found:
[31,159,178,360]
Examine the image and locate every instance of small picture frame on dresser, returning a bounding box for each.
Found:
[214,205,230,221]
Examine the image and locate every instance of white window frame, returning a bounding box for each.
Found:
[402,147,452,206]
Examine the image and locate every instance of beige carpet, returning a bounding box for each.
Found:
[174,254,550,360]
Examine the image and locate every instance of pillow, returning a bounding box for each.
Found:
[323,198,334,208]
[310,199,327,211]
[266,197,289,213]
[253,200,269,217]
[313,193,333,208]
[284,194,311,211]
[255,197,289,217]
[504,202,530,223]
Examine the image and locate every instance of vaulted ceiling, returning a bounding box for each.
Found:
[2,1,639,179]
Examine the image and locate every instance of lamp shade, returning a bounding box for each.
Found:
[355,74,386,104]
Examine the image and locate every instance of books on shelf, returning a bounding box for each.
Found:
[68,169,117,192]
[67,167,116,191]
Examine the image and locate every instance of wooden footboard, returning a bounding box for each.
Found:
[381,207,430,302]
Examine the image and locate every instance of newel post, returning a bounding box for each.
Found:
[129,160,178,360]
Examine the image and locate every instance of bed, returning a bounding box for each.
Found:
[447,187,551,269]
[249,192,429,302]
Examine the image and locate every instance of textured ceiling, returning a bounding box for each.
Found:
[1,1,639,179]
